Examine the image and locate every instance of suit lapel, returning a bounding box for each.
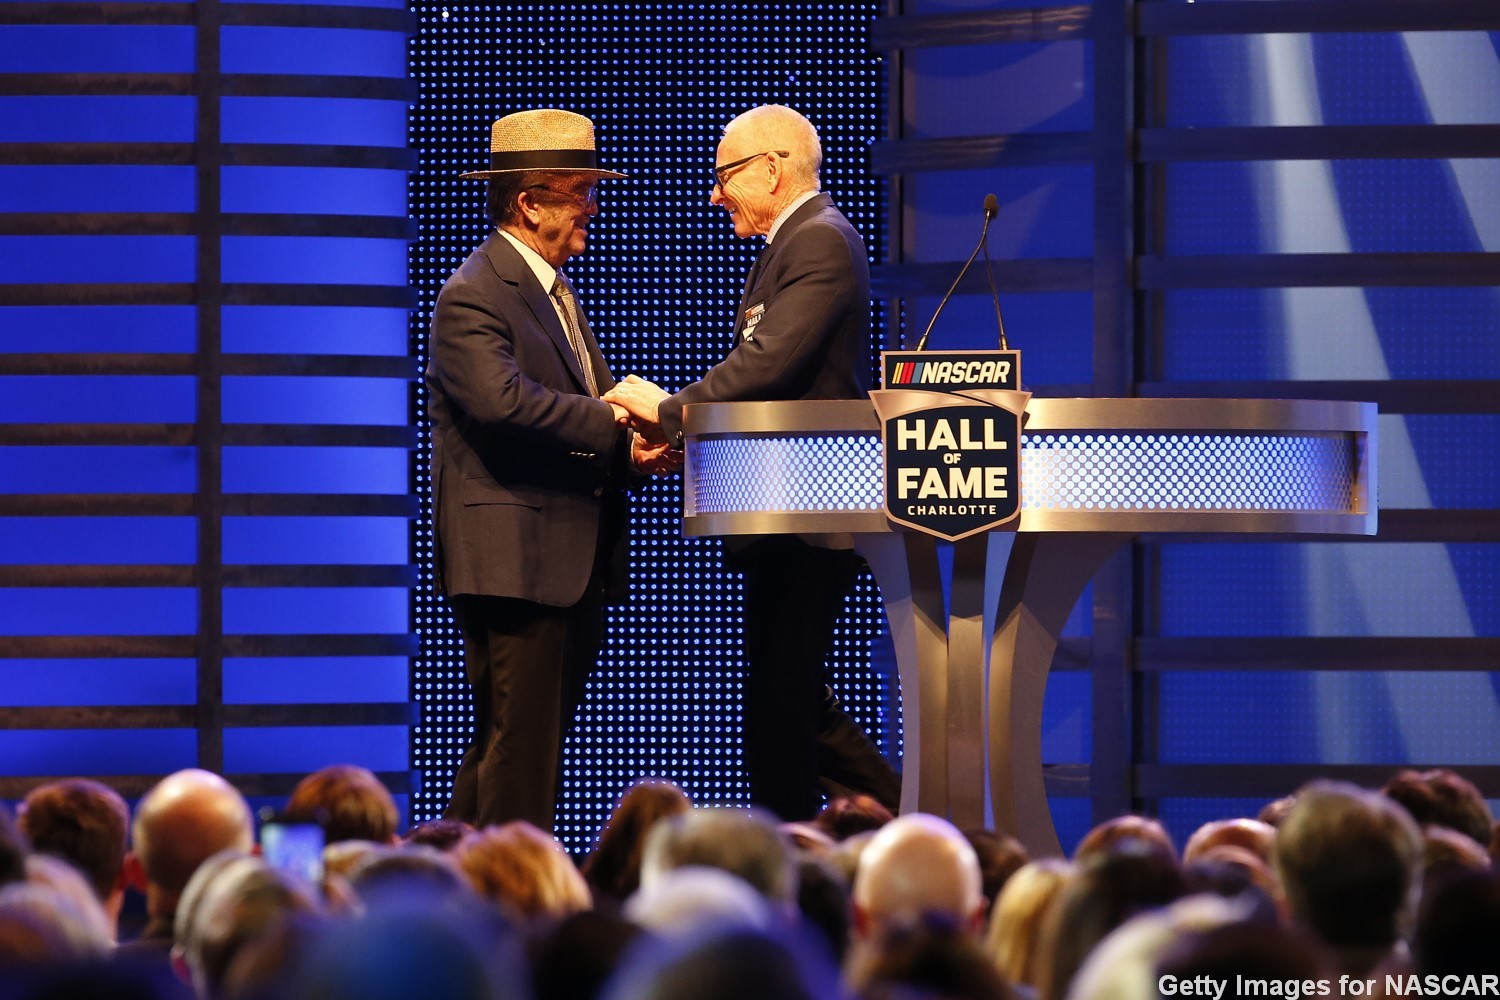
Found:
[728,193,834,350]
[481,233,595,394]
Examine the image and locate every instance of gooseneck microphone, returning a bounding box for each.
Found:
[914,194,999,351]
[979,193,1009,350]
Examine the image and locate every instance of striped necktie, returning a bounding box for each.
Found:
[550,273,598,397]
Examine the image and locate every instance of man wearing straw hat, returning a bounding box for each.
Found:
[426,109,676,832]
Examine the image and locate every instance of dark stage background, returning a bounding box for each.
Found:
[409,2,896,850]
[3,1,1499,855]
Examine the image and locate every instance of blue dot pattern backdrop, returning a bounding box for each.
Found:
[410,3,894,849]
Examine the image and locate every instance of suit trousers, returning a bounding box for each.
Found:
[444,585,604,832]
[735,536,901,821]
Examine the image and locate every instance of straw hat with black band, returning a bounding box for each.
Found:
[460,108,626,180]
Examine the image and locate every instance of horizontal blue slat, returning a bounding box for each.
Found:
[222,516,407,565]
[0,166,196,214]
[221,167,407,216]
[221,446,406,494]
[0,729,195,777]
[221,97,407,147]
[221,306,407,356]
[222,586,408,635]
[0,97,195,143]
[221,27,406,78]
[221,375,408,426]
[1160,670,1500,766]
[0,659,195,707]
[232,0,406,6]
[0,26,194,73]
[0,588,197,636]
[0,447,196,494]
[220,237,407,285]
[0,307,196,354]
[0,376,195,423]
[223,655,408,704]
[0,517,195,565]
[0,236,196,285]
[223,724,408,773]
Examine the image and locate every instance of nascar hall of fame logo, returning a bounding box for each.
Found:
[871,350,1030,541]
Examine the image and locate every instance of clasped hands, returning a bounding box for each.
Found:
[606,375,680,476]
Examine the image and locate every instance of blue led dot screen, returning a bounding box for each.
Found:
[410,3,894,851]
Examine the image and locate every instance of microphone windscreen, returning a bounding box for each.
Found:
[983,193,999,218]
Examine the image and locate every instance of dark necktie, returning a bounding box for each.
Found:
[550,273,598,397]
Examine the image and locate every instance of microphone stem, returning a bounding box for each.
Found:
[915,213,993,352]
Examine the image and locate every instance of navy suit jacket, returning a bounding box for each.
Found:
[425,232,629,607]
[657,192,872,444]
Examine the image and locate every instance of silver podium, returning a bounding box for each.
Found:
[682,398,1377,856]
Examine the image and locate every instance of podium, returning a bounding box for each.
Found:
[681,397,1377,856]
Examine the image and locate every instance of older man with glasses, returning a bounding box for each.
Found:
[426,108,677,834]
[605,104,900,822]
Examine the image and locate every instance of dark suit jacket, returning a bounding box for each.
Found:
[657,192,871,444]
[426,232,629,608]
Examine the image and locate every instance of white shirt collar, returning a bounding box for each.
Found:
[497,228,559,291]
[766,191,819,244]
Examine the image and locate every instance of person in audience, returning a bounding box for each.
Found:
[1257,794,1297,828]
[1035,836,1184,1000]
[529,909,644,1000]
[1275,779,1423,978]
[284,764,401,845]
[403,818,474,853]
[1180,846,1280,920]
[781,821,838,858]
[625,865,773,937]
[0,879,114,965]
[17,778,130,936]
[982,858,1071,996]
[119,769,256,960]
[1067,895,1266,1000]
[640,807,798,906]
[793,852,851,962]
[345,843,471,909]
[1413,868,1500,975]
[321,840,383,882]
[963,828,1028,919]
[182,860,322,1000]
[846,914,1011,1000]
[813,795,893,842]
[285,905,528,1000]
[455,821,591,923]
[1181,817,1275,867]
[1157,919,1329,989]
[217,912,328,1000]
[603,923,837,1000]
[581,778,691,907]
[1420,824,1492,888]
[23,853,115,947]
[1072,815,1177,865]
[851,813,986,940]
[1381,768,1493,852]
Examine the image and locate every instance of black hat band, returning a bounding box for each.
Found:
[488,149,600,171]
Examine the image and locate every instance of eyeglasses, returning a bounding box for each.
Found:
[527,184,598,209]
[711,150,790,188]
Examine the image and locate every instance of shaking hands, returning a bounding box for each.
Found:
[606,375,681,476]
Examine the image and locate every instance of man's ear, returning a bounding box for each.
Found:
[764,153,784,194]
[515,188,543,225]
